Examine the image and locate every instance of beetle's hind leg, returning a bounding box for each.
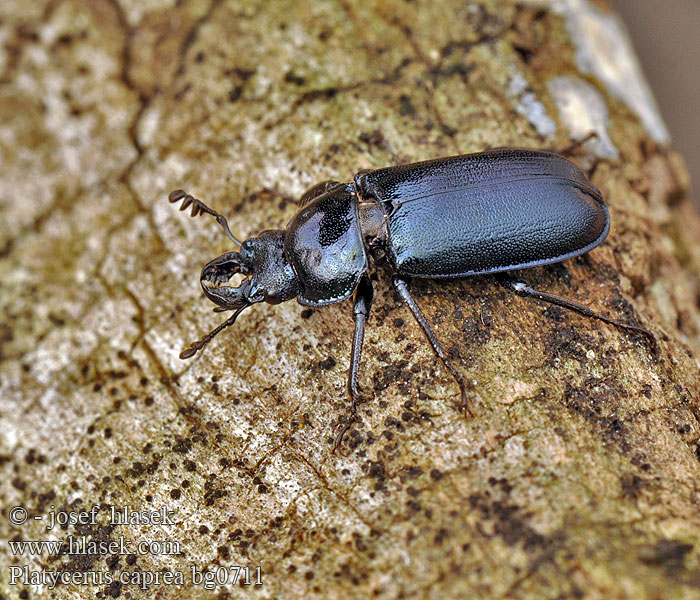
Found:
[392,276,472,418]
[496,274,657,351]
[333,275,374,453]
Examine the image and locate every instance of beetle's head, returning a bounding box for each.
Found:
[180,229,299,359]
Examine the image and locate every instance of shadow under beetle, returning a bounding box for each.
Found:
[169,148,656,449]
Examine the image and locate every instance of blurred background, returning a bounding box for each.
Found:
[611,0,699,208]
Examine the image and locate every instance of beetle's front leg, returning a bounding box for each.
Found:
[392,276,471,417]
[333,274,374,452]
[496,274,657,351]
[263,180,342,207]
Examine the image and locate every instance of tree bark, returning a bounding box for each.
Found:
[1,1,699,599]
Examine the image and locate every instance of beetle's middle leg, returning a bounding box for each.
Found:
[392,276,471,417]
[334,274,374,452]
[496,274,657,350]
[348,275,374,401]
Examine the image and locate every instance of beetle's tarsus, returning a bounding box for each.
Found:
[332,414,356,455]
[460,384,473,419]
[168,189,242,246]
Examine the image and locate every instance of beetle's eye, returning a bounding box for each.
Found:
[239,240,255,260]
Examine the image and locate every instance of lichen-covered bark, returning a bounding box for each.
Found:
[1,1,699,599]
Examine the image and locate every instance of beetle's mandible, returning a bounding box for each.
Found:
[168,149,656,449]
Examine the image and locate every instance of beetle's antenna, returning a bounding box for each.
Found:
[179,304,250,359]
[169,190,243,247]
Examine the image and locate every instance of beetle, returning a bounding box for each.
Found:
[169,148,656,448]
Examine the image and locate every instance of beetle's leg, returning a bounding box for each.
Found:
[334,274,374,452]
[260,186,296,204]
[348,275,374,399]
[169,190,242,246]
[558,131,599,155]
[359,129,403,164]
[496,274,657,351]
[556,132,605,178]
[392,276,471,417]
[263,181,342,207]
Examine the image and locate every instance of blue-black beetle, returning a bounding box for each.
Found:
[169,148,655,447]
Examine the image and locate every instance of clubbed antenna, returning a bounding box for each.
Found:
[168,189,243,247]
[179,304,250,359]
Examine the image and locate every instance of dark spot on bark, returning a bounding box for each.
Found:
[318,356,336,370]
[639,539,693,569]
[406,500,421,515]
[172,437,192,454]
[128,461,146,477]
[435,528,449,545]
[284,71,306,85]
[513,44,535,64]
[620,472,647,499]
[104,580,122,597]
[399,466,423,482]
[398,94,415,116]
[367,460,386,480]
[228,85,243,102]
[469,493,549,551]
[373,360,411,393]
[488,477,513,495]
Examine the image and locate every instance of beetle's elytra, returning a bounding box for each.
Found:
[169,148,656,449]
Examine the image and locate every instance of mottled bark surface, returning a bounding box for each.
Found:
[1,1,700,599]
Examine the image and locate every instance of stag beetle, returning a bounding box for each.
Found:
[169,149,655,448]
